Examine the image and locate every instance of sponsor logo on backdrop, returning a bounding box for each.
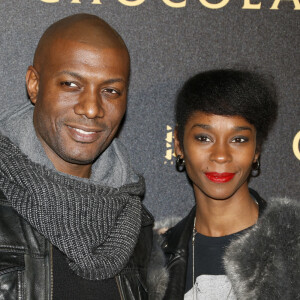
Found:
[40,0,300,10]
[164,125,175,165]
[293,131,300,160]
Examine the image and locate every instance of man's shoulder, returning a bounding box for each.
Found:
[0,193,27,252]
[0,191,49,255]
[141,204,154,227]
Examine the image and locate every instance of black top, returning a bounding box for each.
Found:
[52,246,120,300]
[185,229,249,298]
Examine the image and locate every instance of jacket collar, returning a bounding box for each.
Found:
[162,206,195,255]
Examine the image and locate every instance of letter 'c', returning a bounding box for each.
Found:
[199,0,230,9]
[162,0,186,7]
[118,0,145,6]
[293,131,300,160]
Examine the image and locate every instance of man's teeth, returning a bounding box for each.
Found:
[73,128,95,135]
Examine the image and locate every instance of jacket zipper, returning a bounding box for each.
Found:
[50,244,53,300]
[166,252,183,269]
[115,276,124,300]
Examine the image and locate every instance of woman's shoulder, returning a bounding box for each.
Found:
[226,195,299,253]
[260,196,300,229]
[157,206,195,253]
[224,196,300,298]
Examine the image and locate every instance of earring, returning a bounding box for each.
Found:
[251,159,260,177]
[176,155,185,172]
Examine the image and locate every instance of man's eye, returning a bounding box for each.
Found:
[61,81,78,88]
[103,88,120,95]
[232,137,248,143]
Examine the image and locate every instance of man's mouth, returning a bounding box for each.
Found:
[72,127,96,135]
[67,125,103,143]
[205,172,235,183]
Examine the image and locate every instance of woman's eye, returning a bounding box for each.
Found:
[61,81,78,88]
[232,137,248,143]
[196,135,211,142]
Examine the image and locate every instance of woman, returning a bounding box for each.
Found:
[161,70,299,300]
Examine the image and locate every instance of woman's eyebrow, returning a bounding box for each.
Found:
[192,124,211,129]
[234,126,252,132]
[191,124,253,132]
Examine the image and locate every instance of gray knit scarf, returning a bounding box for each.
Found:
[0,134,144,280]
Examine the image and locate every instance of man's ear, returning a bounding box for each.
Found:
[174,127,183,158]
[26,66,39,105]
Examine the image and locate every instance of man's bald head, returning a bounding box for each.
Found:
[26,14,130,178]
[33,14,129,70]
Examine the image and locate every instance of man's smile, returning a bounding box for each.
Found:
[67,125,103,143]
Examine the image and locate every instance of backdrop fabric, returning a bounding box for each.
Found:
[0,0,299,221]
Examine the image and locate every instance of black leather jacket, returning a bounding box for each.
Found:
[0,190,154,300]
[161,189,267,300]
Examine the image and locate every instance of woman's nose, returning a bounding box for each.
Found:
[210,142,232,164]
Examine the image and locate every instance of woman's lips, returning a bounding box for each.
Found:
[205,172,235,183]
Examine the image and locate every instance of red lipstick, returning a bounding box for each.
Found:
[205,172,235,183]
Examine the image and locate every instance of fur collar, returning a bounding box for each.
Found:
[224,197,300,299]
[147,231,169,300]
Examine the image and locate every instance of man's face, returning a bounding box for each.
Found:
[27,38,129,174]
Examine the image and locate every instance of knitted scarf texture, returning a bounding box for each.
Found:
[0,134,144,280]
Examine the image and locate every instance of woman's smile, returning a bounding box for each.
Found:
[205,172,235,183]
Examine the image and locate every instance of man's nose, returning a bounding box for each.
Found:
[74,88,104,119]
[209,142,232,164]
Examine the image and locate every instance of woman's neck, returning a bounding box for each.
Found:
[194,184,258,237]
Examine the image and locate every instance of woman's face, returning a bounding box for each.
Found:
[175,112,259,201]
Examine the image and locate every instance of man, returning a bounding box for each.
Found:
[0,14,166,299]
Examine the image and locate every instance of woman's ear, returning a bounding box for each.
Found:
[174,127,183,158]
[253,149,260,163]
[26,66,39,105]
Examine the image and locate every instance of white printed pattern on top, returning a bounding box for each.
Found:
[184,275,236,300]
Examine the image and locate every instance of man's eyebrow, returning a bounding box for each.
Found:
[55,71,126,84]
[56,71,83,80]
[101,78,126,85]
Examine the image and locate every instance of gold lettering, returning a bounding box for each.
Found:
[198,0,230,9]
[293,131,300,160]
[165,132,173,143]
[70,0,81,3]
[41,0,59,2]
[165,149,173,160]
[270,0,300,10]
[118,0,145,6]
[162,0,186,8]
[242,0,261,9]
[92,0,102,3]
